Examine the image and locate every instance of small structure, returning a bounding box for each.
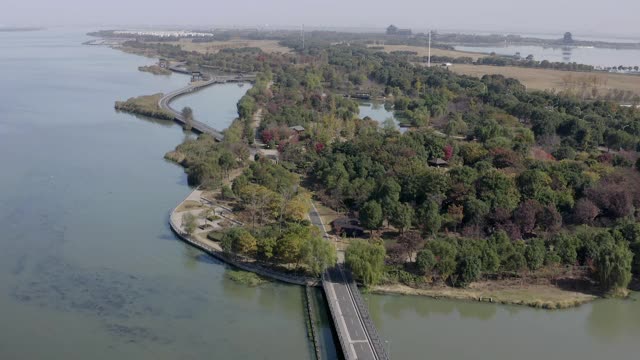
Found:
[191,71,204,82]
[386,25,412,36]
[158,58,169,68]
[428,158,449,167]
[332,217,365,238]
[289,125,305,134]
[352,92,371,100]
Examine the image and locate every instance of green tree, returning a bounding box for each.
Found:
[554,233,579,265]
[220,185,235,200]
[303,236,337,276]
[477,170,521,212]
[234,229,257,256]
[181,106,194,131]
[525,239,546,271]
[455,254,482,287]
[218,151,236,179]
[345,239,386,286]
[594,235,633,294]
[389,202,414,234]
[182,213,198,235]
[417,201,442,236]
[426,239,458,282]
[359,200,383,234]
[416,249,436,276]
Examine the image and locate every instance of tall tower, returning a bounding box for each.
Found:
[428,30,432,68]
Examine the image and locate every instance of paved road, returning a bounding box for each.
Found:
[310,202,389,359]
[323,267,381,360]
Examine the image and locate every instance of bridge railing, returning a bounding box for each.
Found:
[345,276,390,360]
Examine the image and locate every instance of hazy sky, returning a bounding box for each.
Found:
[3,0,640,37]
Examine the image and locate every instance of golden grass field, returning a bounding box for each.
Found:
[368,44,488,61]
[165,38,292,54]
[450,63,640,96]
[373,44,640,97]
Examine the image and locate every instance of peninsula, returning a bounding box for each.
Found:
[103,27,639,311]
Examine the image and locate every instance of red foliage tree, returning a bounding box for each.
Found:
[443,144,454,161]
[537,205,562,232]
[573,198,600,225]
[261,129,274,144]
[513,199,543,235]
[490,148,520,168]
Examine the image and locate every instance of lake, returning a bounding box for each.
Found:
[456,45,640,68]
[358,101,407,132]
[0,28,313,360]
[0,28,638,360]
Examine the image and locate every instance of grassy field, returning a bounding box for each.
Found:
[450,64,640,97]
[373,282,597,309]
[368,44,488,61]
[162,38,292,54]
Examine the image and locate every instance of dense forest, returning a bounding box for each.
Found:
[143,37,639,294]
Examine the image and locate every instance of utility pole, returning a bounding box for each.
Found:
[428,30,432,68]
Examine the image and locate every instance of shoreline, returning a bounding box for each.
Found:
[169,187,321,287]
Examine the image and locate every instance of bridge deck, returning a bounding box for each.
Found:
[158,74,256,141]
[323,267,389,360]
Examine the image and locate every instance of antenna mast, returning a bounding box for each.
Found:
[302,24,305,51]
[428,30,432,68]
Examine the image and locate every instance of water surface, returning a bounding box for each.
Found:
[0,28,312,360]
[456,44,640,68]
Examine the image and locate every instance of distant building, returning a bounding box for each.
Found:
[563,32,574,44]
[332,218,365,237]
[428,158,449,167]
[289,125,305,134]
[191,71,204,82]
[386,24,412,36]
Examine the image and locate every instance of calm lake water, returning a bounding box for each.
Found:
[456,45,640,68]
[1,28,638,360]
[0,29,312,360]
[171,82,251,130]
[358,101,407,133]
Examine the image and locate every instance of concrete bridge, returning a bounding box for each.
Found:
[157,74,256,141]
[323,267,390,360]
[309,205,390,360]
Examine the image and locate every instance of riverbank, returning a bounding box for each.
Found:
[372,281,597,309]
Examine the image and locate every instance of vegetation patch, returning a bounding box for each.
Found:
[138,65,172,75]
[115,93,175,120]
[176,200,204,212]
[226,269,269,286]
